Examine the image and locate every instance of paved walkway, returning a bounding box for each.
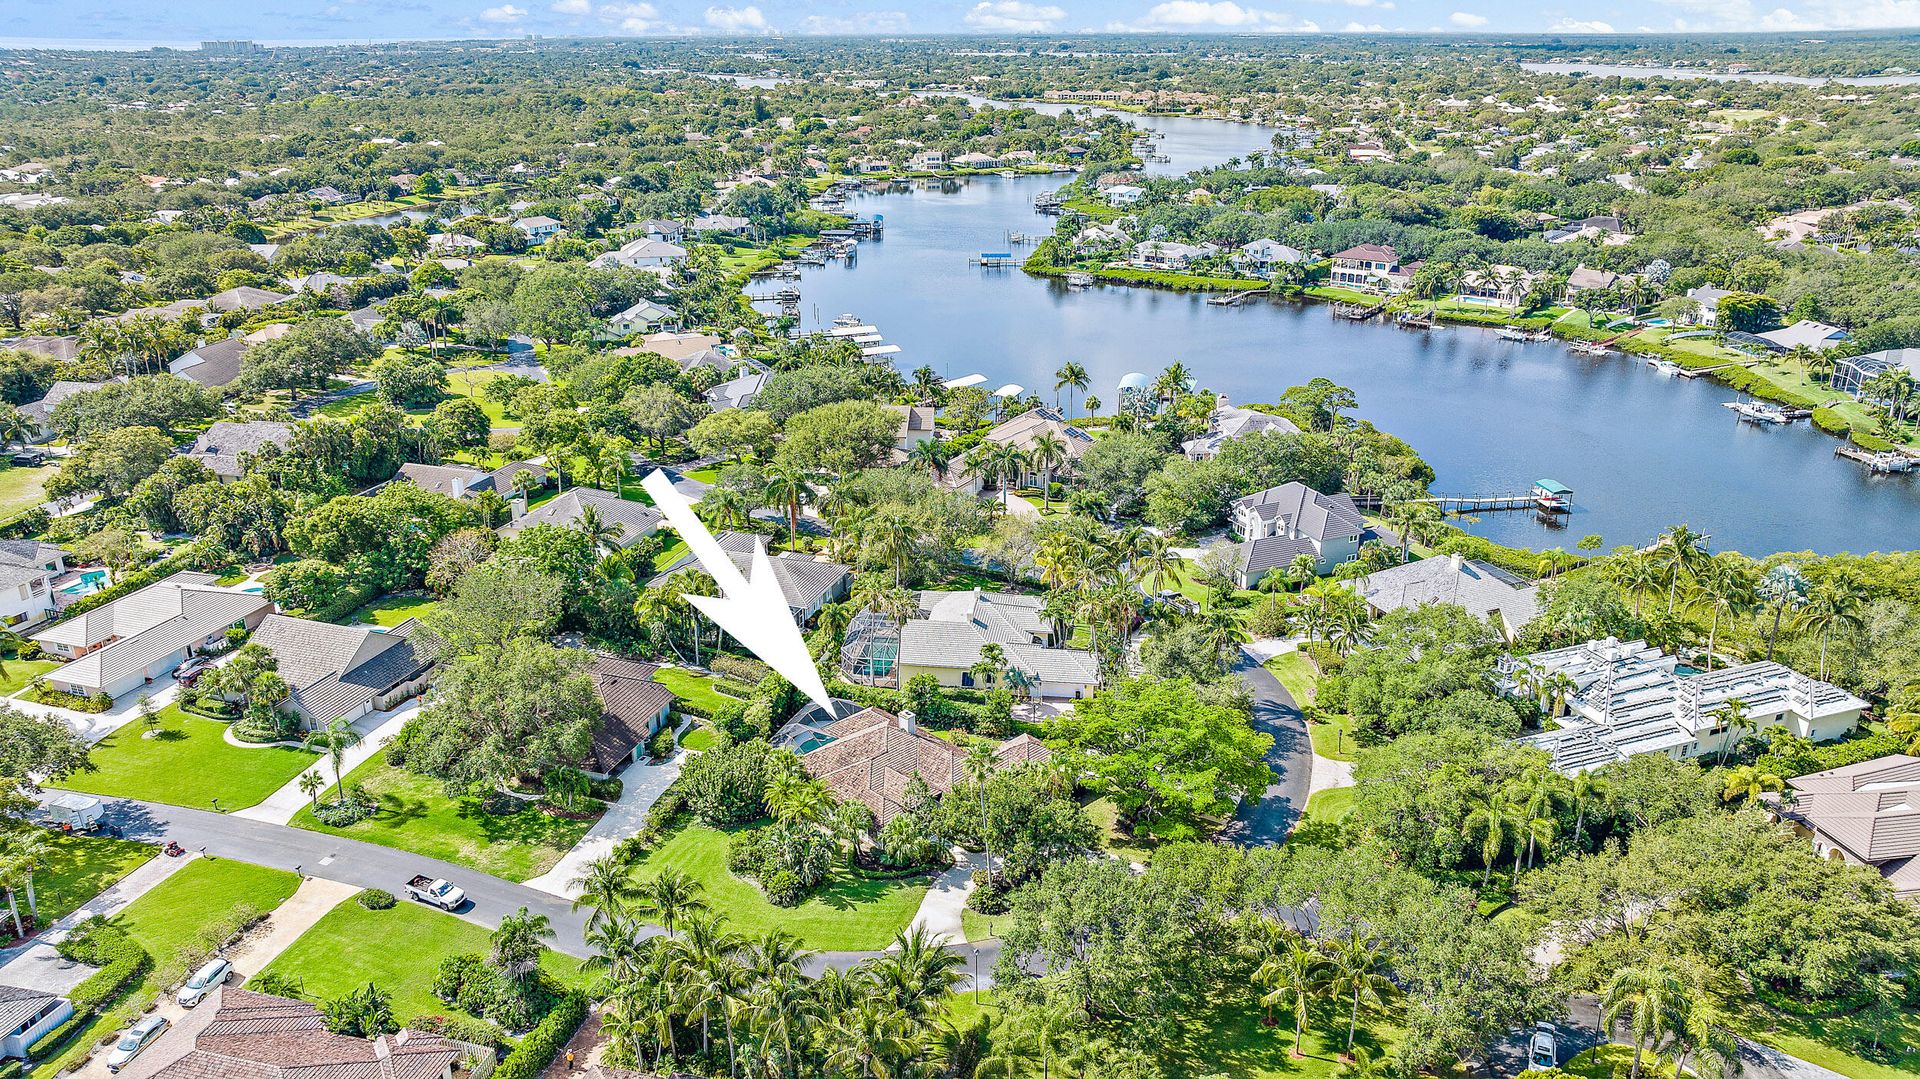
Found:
[905,848,977,947]
[0,849,191,995]
[8,678,187,746]
[234,704,418,825]
[523,746,689,899]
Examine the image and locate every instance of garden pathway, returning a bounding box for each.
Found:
[904,848,978,947]
[0,847,193,995]
[234,704,418,826]
[522,733,691,900]
[7,678,186,746]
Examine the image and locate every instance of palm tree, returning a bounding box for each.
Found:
[1286,552,1320,592]
[1712,698,1753,765]
[1258,937,1331,1058]
[576,504,625,556]
[762,465,817,549]
[1655,524,1708,614]
[1028,431,1069,512]
[569,854,638,932]
[489,907,554,981]
[1326,934,1393,1058]
[1568,771,1611,850]
[984,442,1028,510]
[1465,793,1512,890]
[905,438,952,482]
[1083,393,1101,417]
[699,486,751,531]
[871,925,967,1020]
[1759,563,1809,661]
[1602,963,1694,1079]
[1694,556,1758,672]
[1721,764,1785,804]
[1053,361,1090,420]
[1609,551,1664,617]
[298,771,325,811]
[1135,533,1176,596]
[1796,571,1870,680]
[1153,361,1194,406]
[636,869,707,937]
[1511,772,1566,873]
[305,716,362,805]
[911,365,942,404]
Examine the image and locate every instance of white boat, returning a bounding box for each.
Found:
[1065,272,1094,288]
[1496,327,1531,342]
[831,313,863,328]
[1570,341,1610,357]
[1647,359,1682,377]
[1724,400,1791,424]
[1528,330,1554,342]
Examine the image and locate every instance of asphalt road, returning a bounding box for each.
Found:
[1223,645,1313,844]
[1481,996,1839,1079]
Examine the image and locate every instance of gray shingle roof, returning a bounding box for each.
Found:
[19,379,107,425]
[653,531,850,618]
[1350,555,1540,633]
[170,338,251,389]
[33,574,270,693]
[498,487,663,547]
[393,460,548,499]
[587,654,677,773]
[1235,535,1318,583]
[0,985,61,1035]
[250,614,436,724]
[186,421,295,478]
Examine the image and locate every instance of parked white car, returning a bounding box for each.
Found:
[177,956,232,1007]
[105,1015,169,1072]
[1527,1022,1560,1071]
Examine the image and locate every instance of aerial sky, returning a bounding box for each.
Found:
[4,0,1918,47]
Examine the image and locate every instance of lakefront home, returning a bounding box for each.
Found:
[1329,244,1419,293]
[1229,482,1368,587]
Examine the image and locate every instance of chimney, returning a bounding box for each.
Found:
[450,474,467,498]
[898,710,917,735]
[1449,552,1466,574]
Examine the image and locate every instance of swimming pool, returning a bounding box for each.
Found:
[58,570,107,596]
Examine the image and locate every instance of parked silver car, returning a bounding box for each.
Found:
[105,1014,169,1073]
[178,956,232,1007]
[1527,1022,1560,1071]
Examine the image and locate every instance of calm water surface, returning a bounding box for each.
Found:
[787,106,1919,556]
[1518,61,1920,86]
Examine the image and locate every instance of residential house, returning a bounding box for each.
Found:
[704,369,768,412]
[591,238,687,270]
[1181,396,1300,459]
[1229,482,1368,587]
[0,987,70,1060]
[513,216,564,245]
[1234,239,1307,273]
[117,286,291,326]
[1684,285,1734,326]
[1545,215,1634,245]
[1349,553,1541,640]
[1071,222,1130,253]
[842,589,1100,700]
[0,540,68,630]
[1457,265,1538,307]
[1563,265,1630,297]
[167,338,250,390]
[0,335,79,364]
[1129,241,1215,271]
[1831,348,1920,397]
[426,233,485,254]
[1329,244,1418,293]
[17,380,106,441]
[1102,184,1145,206]
[498,487,662,547]
[390,460,550,504]
[691,213,751,235]
[248,614,437,730]
[889,405,939,457]
[653,531,850,624]
[184,421,295,480]
[157,987,466,1079]
[605,299,678,336]
[794,706,1051,824]
[584,653,677,777]
[1772,755,1920,899]
[284,272,355,296]
[952,151,1001,169]
[641,219,687,242]
[1755,320,1850,352]
[305,185,359,206]
[950,407,1096,494]
[31,572,273,699]
[908,150,947,171]
[626,331,722,365]
[1498,637,1866,774]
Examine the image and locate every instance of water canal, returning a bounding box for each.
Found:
[787,107,1920,555]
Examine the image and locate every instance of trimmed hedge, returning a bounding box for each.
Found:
[491,992,586,1079]
[33,922,151,1061]
[1811,406,1850,437]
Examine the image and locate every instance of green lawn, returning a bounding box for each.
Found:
[27,833,155,931]
[255,897,583,1024]
[1564,1044,1675,1079]
[1302,786,1356,827]
[959,907,999,944]
[0,464,50,520]
[1306,713,1358,762]
[1082,795,1159,865]
[1733,1001,1920,1079]
[290,758,596,882]
[1264,651,1318,706]
[652,539,691,573]
[446,371,515,427]
[50,705,319,810]
[0,657,60,696]
[40,858,300,1075]
[679,725,717,751]
[632,824,925,951]
[650,667,734,716]
[342,593,442,628]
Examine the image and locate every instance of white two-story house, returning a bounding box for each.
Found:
[0,541,68,630]
[1229,482,1367,588]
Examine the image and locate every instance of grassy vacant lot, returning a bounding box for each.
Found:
[650,666,737,715]
[944,990,1404,1079]
[291,759,596,882]
[343,593,442,628]
[28,833,154,929]
[0,464,50,519]
[0,657,61,696]
[445,370,515,427]
[632,824,925,951]
[41,858,300,1075]
[256,897,583,1023]
[51,705,318,810]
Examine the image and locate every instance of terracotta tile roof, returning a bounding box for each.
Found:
[801,707,1050,824]
[160,989,460,1079]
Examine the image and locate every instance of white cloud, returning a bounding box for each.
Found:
[480,4,527,21]
[801,10,911,32]
[1448,10,1488,24]
[963,1,1068,30]
[1549,17,1616,30]
[704,4,768,30]
[1653,0,1920,29]
[1114,0,1310,29]
[595,0,660,30]
[1341,20,1386,28]
[550,0,590,12]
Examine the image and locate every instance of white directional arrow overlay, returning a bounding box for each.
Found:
[641,469,835,715]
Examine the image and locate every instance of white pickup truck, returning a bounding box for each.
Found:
[405,875,467,911]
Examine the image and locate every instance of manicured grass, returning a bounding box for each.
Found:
[343,593,442,628]
[652,539,690,573]
[1306,713,1359,762]
[678,725,717,751]
[0,464,49,519]
[1082,795,1158,865]
[446,370,515,427]
[255,896,584,1023]
[1263,650,1318,705]
[291,758,597,882]
[0,657,60,695]
[959,907,999,944]
[1564,1044,1675,1079]
[631,824,925,951]
[38,858,301,1075]
[681,466,721,485]
[650,667,734,716]
[26,832,155,930]
[1734,1001,1920,1079]
[1302,786,1356,828]
[51,705,319,811]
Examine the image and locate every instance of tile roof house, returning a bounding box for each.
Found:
[1330,244,1419,293]
[623,331,722,365]
[1229,482,1368,587]
[168,338,251,390]
[1774,754,1920,899]
[1129,240,1217,271]
[17,379,107,439]
[1349,552,1541,640]
[0,539,69,631]
[249,614,438,730]
[32,572,273,700]
[0,985,70,1060]
[1182,396,1300,459]
[797,706,1051,824]
[498,487,662,548]
[585,653,678,776]
[653,531,850,624]
[1498,637,1867,774]
[889,405,940,457]
[390,460,550,502]
[156,987,464,1079]
[1234,239,1307,271]
[0,335,80,363]
[704,369,768,412]
[948,407,1096,494]
[184,421,295,480]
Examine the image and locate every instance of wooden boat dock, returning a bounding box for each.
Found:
[1332,300,1388,321]
[1835,445,1918,473]
[1207,288,1269,307]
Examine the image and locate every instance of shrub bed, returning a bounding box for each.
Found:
[357,888,396,910]
[34,921,151,1061]
[491,992,586,1079]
